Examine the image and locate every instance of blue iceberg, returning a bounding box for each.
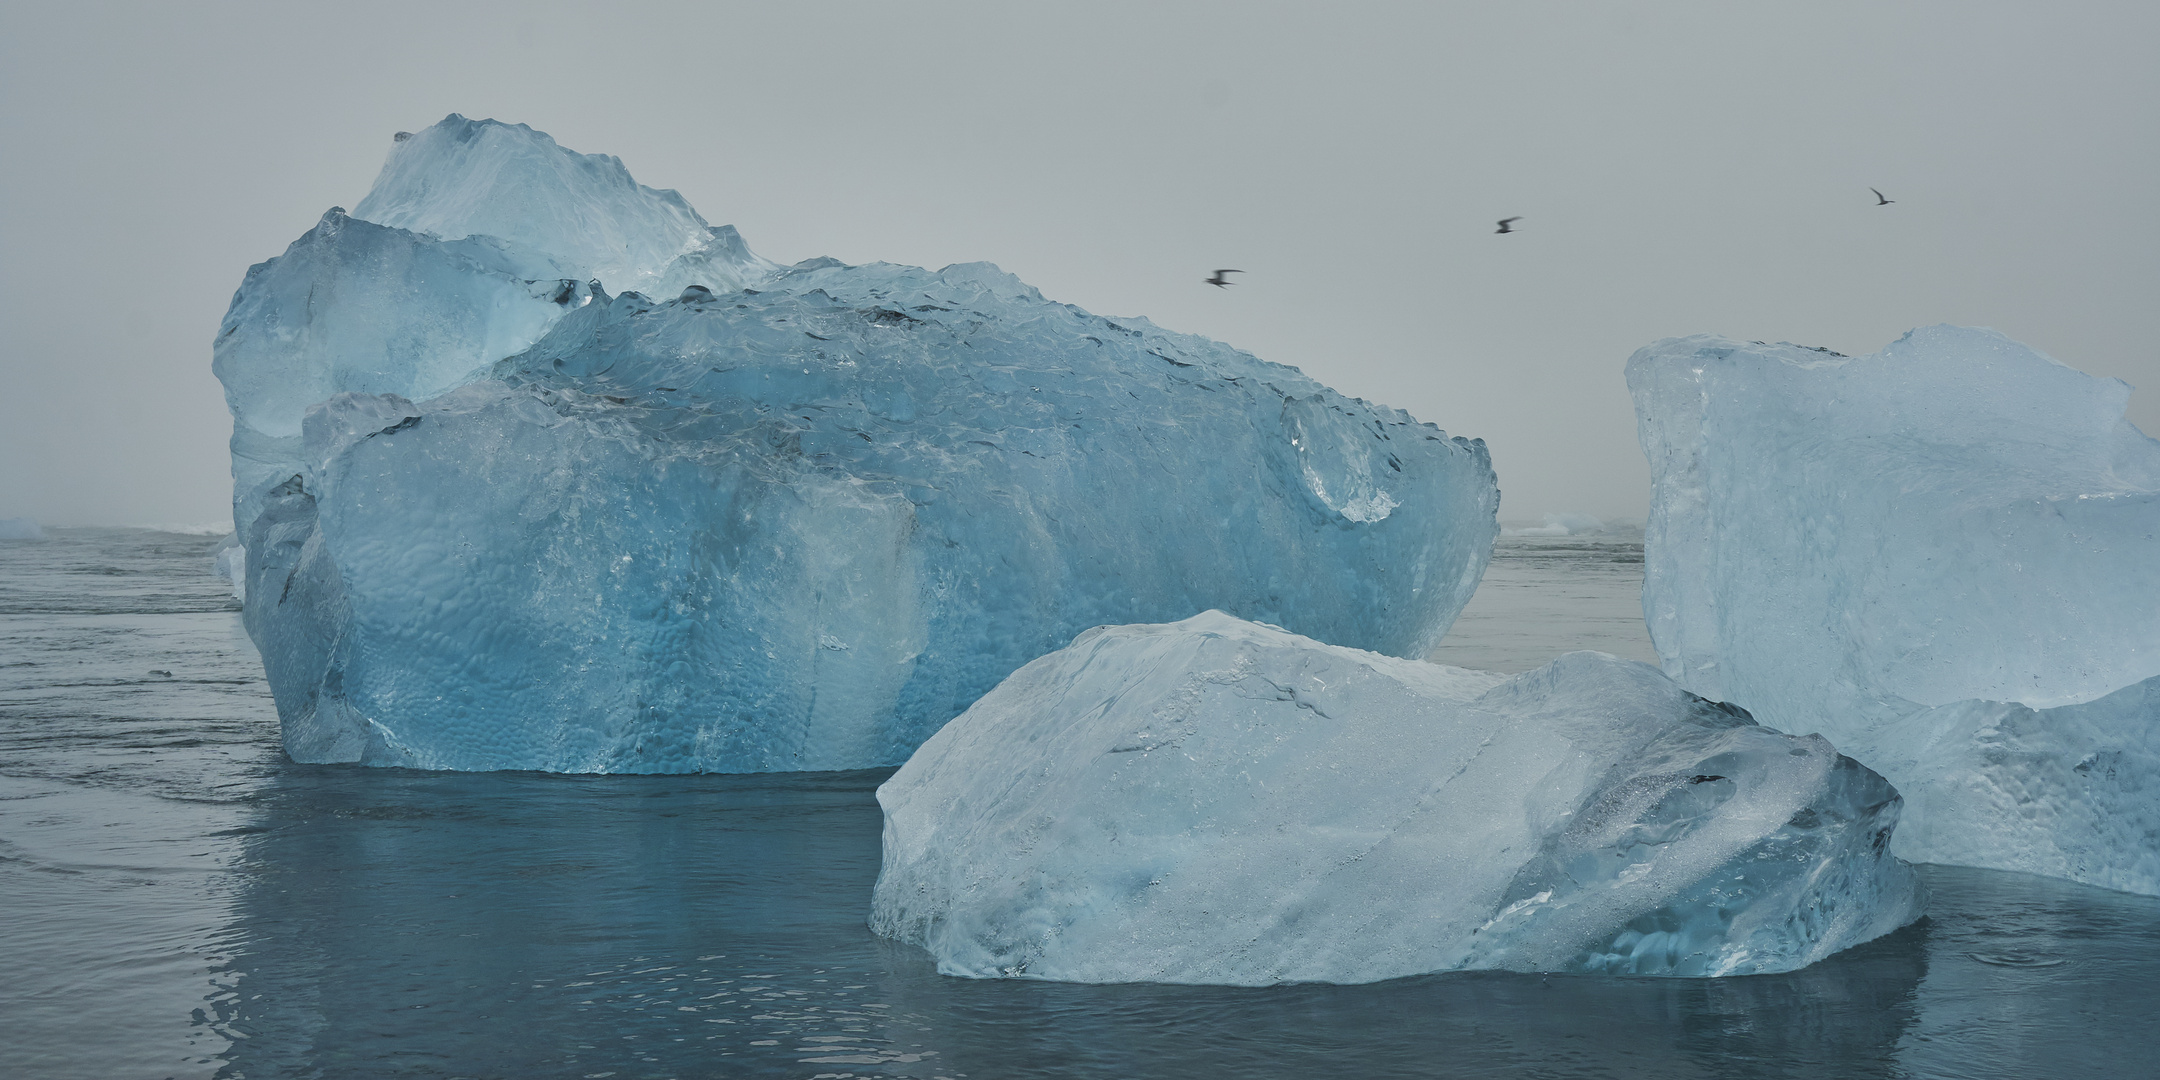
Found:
[217,116,1499,772]
[1630,327,2160,894]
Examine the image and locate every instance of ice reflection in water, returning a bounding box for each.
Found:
[205,763,2160,1080]
[4,530,2160,1079]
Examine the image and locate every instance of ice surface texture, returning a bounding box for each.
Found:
[214,115,777,535]
[217,116,1498,773]
[1630,327,2160,893]
[871,612,1921,984]
[354,117,778,300]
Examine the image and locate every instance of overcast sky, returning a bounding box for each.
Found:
[2,1,2155,527]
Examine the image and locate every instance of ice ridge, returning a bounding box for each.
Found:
[353,114,778,296]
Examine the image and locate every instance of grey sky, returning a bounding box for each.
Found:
[3,1,2155,527]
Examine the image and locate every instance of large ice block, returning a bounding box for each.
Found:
[870,612,1922,984]
[1630,327,2160,893]
[221,117,1499,773]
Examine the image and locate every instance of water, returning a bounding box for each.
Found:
[1425,530,1659,673]
[4,530,2158,1079]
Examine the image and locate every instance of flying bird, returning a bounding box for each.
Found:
[1871,188,1894,205]
[1205,269,1242,287]
[1495,217,1522,234]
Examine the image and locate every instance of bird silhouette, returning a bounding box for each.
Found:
[1495,217,1522,234]
[1871,188,1894,205]
[1205,269,1242,287]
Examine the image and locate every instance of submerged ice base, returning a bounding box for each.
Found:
[1630,327,2160,894]
[871,613,1922,985]
[218,116,1498,773]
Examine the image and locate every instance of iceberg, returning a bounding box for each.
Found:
[1504,511,1609,537]
[870,612,1922,984]
[217,116,1499,773]
[1630,327,2160,893]
[0,517,46,541]
[868,613,1918,984]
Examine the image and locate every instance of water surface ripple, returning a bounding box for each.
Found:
[4,529,2157,1079]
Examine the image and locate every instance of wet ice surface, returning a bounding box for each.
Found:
[6,530,2160,1079]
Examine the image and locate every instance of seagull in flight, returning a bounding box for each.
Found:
[1871,188,1894,205]
[1205,269,1242,288]
[1495,217,1522,234]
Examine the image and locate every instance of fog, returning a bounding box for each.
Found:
[2,1,2154,527]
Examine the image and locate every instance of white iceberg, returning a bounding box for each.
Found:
[870,612,1922,984]
[1630,327,2160,893]
[0,517,46,541]
[1504,512,1608,537]
[217,117,1500,773]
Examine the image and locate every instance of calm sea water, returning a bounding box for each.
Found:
[4,528,2157,1080]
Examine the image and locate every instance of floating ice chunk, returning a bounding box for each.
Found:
[216,116,782,535]
[1504,512,1607,537]
[245,256,1497,772]
[0,517,46,541]
[1630,326,2160,892]
[223,117,1494,773]
[870,612,1921,984]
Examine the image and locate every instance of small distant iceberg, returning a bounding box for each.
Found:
[141,522,234,536]
[0,517,47,541]
[1503,512,1608,537]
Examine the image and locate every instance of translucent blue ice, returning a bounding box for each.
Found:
[353,116,776,298]
[871,612,1922,984]
[214,115,778,536]
[213,209,591,532]
[218,117,1499,772]
[1630,327,2160,894]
